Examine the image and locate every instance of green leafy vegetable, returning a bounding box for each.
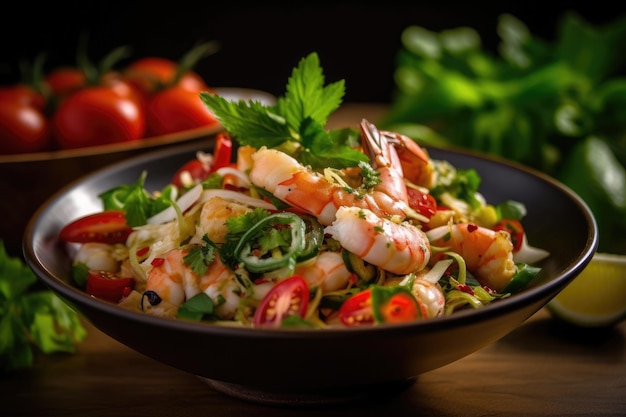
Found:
[183,235,217,276]
[0,241,86,373]
[382,12,626,253]
[200,52,368,169]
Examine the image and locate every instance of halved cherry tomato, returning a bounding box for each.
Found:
[339,288,375,326]
[86,270,134,303]
[253,276,310,327]
[374,287,420,323]
[59,210,132,244]
[493,218,524,252]
[406,187,437,219]
[339,286,420,326]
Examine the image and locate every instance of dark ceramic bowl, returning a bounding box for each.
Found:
[23,141,597,406]
[0,88,274,258]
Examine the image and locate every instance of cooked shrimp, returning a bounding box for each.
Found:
[73,242,128,272]
[427,223,516,291]
[143,248,241,319]
[378,128,434,188]
[411,278,445,319]
[293,251,354,293]
[324,206,431,275]
[249,119,430,225]
[192,196,253,245]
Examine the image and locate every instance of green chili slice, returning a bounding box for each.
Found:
[234,212,306,273]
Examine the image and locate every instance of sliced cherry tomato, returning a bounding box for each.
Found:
[86,270,134,303]
[340,286,420,326]
[406,187,437,219]
[339,288,375,326]
[373,287,420,323]
[59,210,132,244]
[253,276,310,327]
[493,218,524,252]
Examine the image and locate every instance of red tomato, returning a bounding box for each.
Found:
[44,67,86,100]
[339,289,375,326]
[493,219,525,252]
[406,188,437,219]
[145,86,219,136]
[170,159,212,188]
[0,84,46,111]
[377,290,420,323]
[59,210,132,244]
[52,80,146,149]
[170,133,233,187]
[339,287,420,326]
[0,101,52,154]
[86,270,134,303]
[253,276,310,327]
[124,57,208,98]
[210,133,233,173]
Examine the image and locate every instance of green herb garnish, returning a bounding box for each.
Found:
[0,241,86,372]
[200,52,368,169]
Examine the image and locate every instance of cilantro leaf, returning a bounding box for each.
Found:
[183,236,217,276]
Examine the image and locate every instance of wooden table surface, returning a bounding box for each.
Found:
[2,104,625,416]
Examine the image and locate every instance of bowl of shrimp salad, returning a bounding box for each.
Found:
[24,121,597,405]
[23,53,598,405]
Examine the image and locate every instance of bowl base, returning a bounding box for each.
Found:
[201,376,417,407]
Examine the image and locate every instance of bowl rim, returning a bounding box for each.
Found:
[23,141,599,338]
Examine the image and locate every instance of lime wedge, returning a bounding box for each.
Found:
[547,253,626,328]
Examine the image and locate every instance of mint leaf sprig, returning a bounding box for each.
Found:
[200,52,367,169]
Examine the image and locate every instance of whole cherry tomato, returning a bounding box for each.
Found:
[0,84,46,111]
[44,67,86,100]
[0,100,52,154]
[52,77,146,149]
[124,56,208,99]
[146,85,218,136]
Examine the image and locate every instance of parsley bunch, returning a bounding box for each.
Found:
[0,241,86,373]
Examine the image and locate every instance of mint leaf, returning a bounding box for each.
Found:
[277,52,344,128]
[200,52,362,169]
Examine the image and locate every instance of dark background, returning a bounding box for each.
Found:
[2,2,625,103]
